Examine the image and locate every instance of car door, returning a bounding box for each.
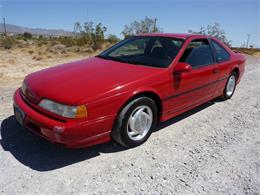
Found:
[210,39,233,96]
[165,38,220,115]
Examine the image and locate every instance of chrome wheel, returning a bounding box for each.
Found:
[127,105,153,141]
[226,75,236,96]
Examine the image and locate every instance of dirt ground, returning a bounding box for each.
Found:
[0,49,259,194]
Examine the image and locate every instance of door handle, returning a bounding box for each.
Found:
[213,69,219,74]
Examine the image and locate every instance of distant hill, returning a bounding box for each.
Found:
[0,23,73,36]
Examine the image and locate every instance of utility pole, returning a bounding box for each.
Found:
[153,18,157,32]
[3,17,7,36]
[246,34,251,48]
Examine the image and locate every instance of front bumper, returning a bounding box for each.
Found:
[13,89,114,148]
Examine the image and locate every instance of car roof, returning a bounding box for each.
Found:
[140,33,208,39]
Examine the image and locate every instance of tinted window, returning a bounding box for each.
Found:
[211,40,230,62]
[99,37,184,68]
[180,39,214,68]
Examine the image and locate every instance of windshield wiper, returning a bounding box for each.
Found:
[126,60,150,66]
[96,54,109,59]
[97,55,152,66]
[96,55,130,64]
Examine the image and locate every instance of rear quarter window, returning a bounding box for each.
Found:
[211,40,230,62]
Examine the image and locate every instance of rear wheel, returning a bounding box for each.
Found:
[111,97,157,148]
[222,71,237,100]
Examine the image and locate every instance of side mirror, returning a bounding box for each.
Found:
[173,62,192,73]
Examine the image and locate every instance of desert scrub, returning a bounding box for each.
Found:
[32,55,43,61]
[0,36,17,49]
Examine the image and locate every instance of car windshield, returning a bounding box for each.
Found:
[97,36,184,68]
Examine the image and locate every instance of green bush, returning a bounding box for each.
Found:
[22,32,33,40]
[107,34,120,44]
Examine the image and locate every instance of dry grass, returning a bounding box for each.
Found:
[0,43,106,87]
[232,48,260,57]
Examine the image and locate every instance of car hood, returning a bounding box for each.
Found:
[25,57,163,105]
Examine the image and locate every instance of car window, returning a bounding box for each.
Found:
[211,40,230,62]
[109,38,149,57]
[180,39,214,68]
[99,37,184,68]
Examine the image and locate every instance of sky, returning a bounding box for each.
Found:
[0,0,259,47]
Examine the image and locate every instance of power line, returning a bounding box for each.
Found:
[3,17,6,36]
[153,18,157,32]
[246,34,251,48]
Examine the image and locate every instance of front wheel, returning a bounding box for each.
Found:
[222,71,237,100]
[111,97,157,148]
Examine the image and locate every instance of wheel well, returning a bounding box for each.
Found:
[232,67,239,80]
[122,92,162,120]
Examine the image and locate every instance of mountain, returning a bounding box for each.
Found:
[0,23,73,36]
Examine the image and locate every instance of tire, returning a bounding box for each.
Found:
[221,71,237,100]
[111,97,158,148]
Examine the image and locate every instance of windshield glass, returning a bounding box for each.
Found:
[98,36,184,68]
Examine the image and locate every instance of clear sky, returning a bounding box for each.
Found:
[0,0,259,47]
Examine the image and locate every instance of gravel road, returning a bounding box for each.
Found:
[0,55,259,194]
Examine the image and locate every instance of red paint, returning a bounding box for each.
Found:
[13,34,246,148]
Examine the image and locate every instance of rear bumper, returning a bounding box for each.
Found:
[13,89,114,148]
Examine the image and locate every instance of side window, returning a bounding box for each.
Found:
[180,39,214,68]
[149,38,183,60]
[211,40,230,62]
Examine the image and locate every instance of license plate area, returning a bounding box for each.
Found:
[14,105,25,126]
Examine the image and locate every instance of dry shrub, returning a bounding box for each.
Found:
[46,44,66,55]
[37,40,48,47]
[232,48,260,56]
[16,40,28,48]
[0,36,17,49]
[52,44,66,51]
[82,47,94,53]
[33,56,43,61]
[32,51,45,61]
[8,58,16,64]
[75,47,81,53]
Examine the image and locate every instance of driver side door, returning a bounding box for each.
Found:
[165,38,220,116]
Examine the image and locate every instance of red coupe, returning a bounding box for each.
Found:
[13,33,246,148]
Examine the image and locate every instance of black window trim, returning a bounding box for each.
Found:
[180,38,217,70]
[209,38,231,63]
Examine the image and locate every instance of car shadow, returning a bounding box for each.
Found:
[0,98,220,172]
[155,99,218,132]
[0,116,125,171]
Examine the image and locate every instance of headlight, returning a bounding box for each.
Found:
[39,99,87,118]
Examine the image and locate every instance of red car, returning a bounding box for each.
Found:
[13,33,246,148]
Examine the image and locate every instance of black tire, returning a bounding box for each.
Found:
[111,97,158,148]
[221,71,237,100]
